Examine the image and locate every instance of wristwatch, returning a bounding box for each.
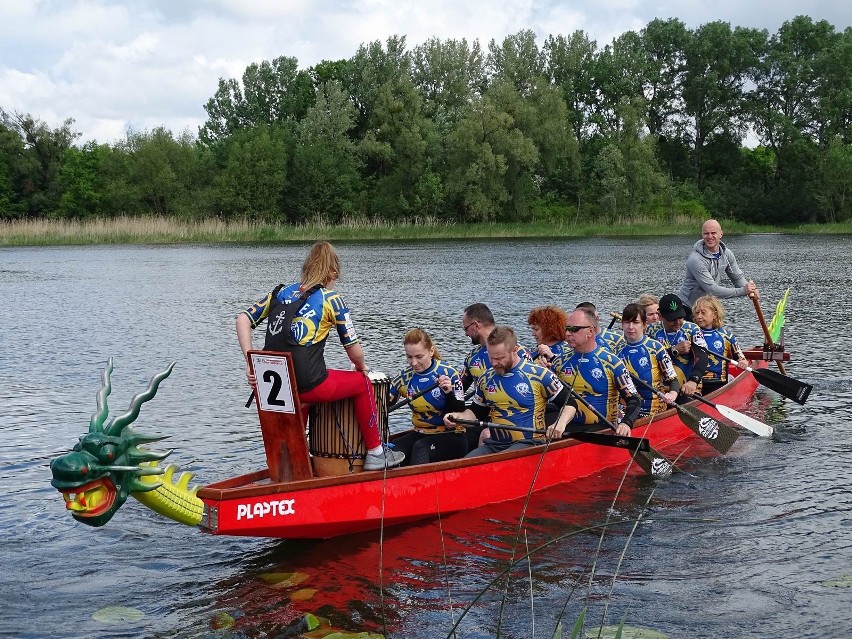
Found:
[688,375,701,384]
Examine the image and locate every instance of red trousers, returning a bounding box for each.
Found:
[299,369,381,449]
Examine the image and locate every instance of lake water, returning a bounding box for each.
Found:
[1,235,850,639]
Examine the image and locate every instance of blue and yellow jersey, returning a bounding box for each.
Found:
[554,345,638,425]
[700,327,745,383]
[389,360,465,433]
[461,342,533,389]
[549,340,572,360]
[243,283,358,348]
[645,321,662,338]
[598,328,626,353]
[647,321,707,384]
[473,359,564,443]
[617,336,678,415]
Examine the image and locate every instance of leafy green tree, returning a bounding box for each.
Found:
[814,136,852,221]
[212,125,290,221]
[617,99,671,215]
[56,142,114,218]
[410,37,487,132]
[345,35,411,138]
[811,24,852,146]
[486,79,575,217]
[199,56,314,144]
[486,29,544,95]
[0,120,27,219]
[640,18,689,138]
[543,31,598,144]
[592,143,627,215]
[749,16,835,183]
[445,84,538,221]
[288,81,362,222]
[591,31,648,137]
[0,109,80,216]
[681,22,766,185]
[121,127,200,217]
[361,77,443,220]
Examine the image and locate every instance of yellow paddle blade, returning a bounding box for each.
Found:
[768,288,789,343]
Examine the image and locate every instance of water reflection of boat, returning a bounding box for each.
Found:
[50,348,776,540]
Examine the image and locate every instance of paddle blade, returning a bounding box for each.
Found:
[714,403,774,437]
[676,404,739,454]
[768,288,790,343]
[751,367,812,404]
[631,448,674,478]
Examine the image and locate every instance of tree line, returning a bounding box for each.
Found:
[2,15,852,226]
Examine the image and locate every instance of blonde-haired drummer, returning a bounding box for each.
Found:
[389,328,467,465]
[236,241,404,471]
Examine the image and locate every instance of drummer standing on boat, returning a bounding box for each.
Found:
[236,241,404,471]
[677,219,760,311]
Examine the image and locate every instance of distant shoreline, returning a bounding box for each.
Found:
[1,215,850,247]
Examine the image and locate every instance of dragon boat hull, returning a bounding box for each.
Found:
[195,360,765,539]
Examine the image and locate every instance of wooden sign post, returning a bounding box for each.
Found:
[248,351,313,482]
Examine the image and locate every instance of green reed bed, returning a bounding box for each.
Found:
[1,215,849,247]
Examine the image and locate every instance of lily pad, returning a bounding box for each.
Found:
[259,571,310,588]
[821,575,852,588]
[92,606,145,624]
[211,610,236,629]
[587,626,670,639]
[290,588,318,601]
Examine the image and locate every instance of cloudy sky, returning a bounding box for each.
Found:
[1,0,850,144]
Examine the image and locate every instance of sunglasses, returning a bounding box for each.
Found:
[565,325,592,333]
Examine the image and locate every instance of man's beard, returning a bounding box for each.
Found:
[470,334,480,345]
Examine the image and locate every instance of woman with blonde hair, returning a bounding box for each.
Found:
[388,328,467,465]
[236,241,404,470]
[637,293,660,324]
[691,294,748,393]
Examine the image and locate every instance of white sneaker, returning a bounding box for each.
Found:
[363,447,405,471]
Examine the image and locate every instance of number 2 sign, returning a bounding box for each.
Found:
[250,353,296,414]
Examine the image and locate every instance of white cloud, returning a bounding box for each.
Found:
[1,0,850,143]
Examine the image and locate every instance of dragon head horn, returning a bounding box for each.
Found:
[105,362,176,436]
[89,358,114,433]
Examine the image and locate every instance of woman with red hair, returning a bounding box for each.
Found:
[527,305,571,368]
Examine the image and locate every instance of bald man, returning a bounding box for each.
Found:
[677,219,759,307]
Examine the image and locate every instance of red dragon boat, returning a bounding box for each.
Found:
[50,346,807,540]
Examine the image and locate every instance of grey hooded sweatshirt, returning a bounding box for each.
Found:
[677,239,749,306]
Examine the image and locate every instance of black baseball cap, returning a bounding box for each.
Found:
[659,293,686,320]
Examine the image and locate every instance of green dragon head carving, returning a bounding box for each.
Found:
[50,358,176,527]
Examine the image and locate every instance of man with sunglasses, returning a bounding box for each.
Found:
[553,308,641,436]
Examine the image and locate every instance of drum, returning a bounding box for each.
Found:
[308,371,390,476]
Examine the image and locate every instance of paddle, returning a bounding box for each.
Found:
[607,312,622,330]
[751,294,787,374]
[388,380,441,413]
[691,342,812,405]
[688,393,773,437]
[448,417,652,453]
[565,388,674,477]
[630,376,740,452]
